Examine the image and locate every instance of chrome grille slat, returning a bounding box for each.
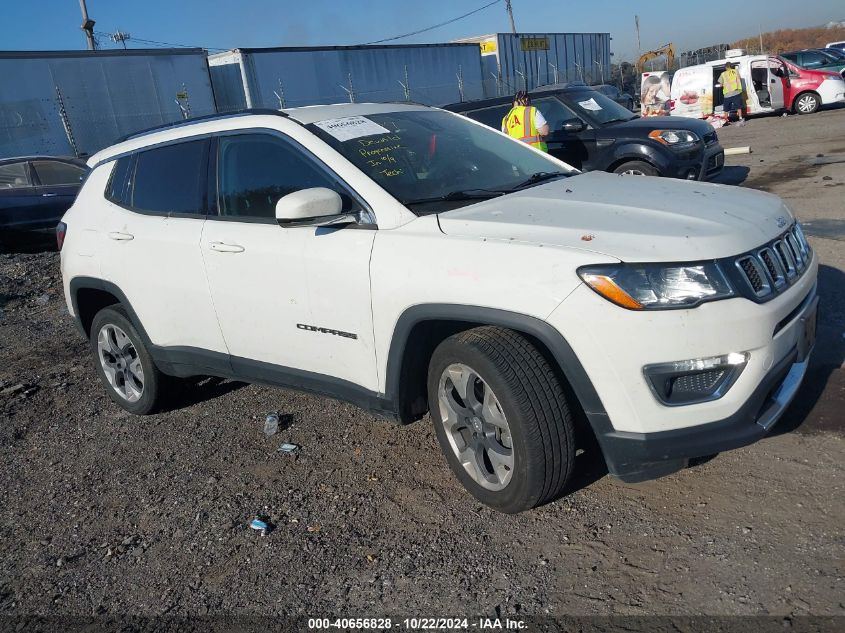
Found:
[732,224,811,301]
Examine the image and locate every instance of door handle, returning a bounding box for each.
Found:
[41,192,57,197]
[108,231,134,241]
[209,241,245,253]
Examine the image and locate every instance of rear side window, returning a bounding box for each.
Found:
[32,160,86,186]
[0,162,31,189]
[130,139,209,215]
[465,105,512,130]
[106,156,133,205]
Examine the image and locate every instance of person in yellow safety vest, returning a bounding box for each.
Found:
[501,91,550,152]
[717,61,745,124]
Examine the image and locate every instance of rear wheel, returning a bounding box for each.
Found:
[793,92,820,115]
[612,160,659,176]
[90,306,170,415]
[427,327,575,513]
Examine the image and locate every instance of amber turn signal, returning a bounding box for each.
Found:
[580,273,644,310]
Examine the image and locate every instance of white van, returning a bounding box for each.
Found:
[668,49,845,118]
[669,50,788,119]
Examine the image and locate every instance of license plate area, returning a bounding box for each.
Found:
[796,297,818,363]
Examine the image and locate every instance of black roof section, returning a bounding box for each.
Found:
[114,109,290,144]
[442,82,597,111]
[217,43,480,55]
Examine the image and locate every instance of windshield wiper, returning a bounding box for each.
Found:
[402,189,507,206]
[510,171,569,190]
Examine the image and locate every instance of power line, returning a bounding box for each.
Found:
[364,0,502,45]
[93,30,228,52]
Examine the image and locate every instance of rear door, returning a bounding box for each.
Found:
[767,58,786,109]
[100,139,229,363]
[0,161,46,231]
[30,160,87,225]
[669,65,712,118]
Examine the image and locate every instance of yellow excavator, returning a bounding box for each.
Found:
[638,43,675,72]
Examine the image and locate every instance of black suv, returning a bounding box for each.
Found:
[444,85,724,180]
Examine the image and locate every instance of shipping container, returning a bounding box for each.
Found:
[0,49,216,158]
[208,44,486,111]
[454,33,612,96]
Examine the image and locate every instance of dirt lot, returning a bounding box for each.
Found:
[1,108,844,624]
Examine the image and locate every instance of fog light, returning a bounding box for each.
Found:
[686,169,698,180]
[644,352,749,406]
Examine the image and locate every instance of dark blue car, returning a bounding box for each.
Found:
[0,156,88,247]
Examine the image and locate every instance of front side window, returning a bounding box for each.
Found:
[130,139,209,215]
[532,97,582,131]
[216,133,355,220]
[0,162,31,189]
[310,110,570,214]
[32,160,86,186]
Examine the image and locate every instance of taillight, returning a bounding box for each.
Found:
[56,222,67,251]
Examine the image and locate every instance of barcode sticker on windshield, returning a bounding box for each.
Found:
[314,116,391,142]
[578,98,602,111]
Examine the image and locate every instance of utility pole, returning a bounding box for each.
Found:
[758,25,764,54]
[505,0,517,35]
[634,15,641,62]
[79,0,96,50]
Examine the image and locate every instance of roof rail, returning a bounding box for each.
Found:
[114,108,289,144]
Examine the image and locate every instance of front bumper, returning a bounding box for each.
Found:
[547,250,818,482]
[597,336,811,482]
[659,142,724,181]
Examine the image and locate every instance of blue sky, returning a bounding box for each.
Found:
[0,1,841,61]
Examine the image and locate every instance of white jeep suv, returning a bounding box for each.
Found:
[60,104,818,513]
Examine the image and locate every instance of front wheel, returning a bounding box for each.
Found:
[793,92,820,115]
[612,160,659,176]
[427,327,575,513]
[90,306,170,415]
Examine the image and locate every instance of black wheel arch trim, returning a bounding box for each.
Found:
[384,303,610,422]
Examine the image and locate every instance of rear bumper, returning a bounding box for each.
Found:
[596,344,809,482]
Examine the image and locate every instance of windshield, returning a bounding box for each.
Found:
[560,89,638,124]
[308,110,570,214]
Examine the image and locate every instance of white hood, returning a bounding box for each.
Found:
[437,171,794,262]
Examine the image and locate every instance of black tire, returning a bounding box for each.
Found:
[427,327,575,513]
[793,92,819,115]
[90,305,169,415]
[612,160,659,176]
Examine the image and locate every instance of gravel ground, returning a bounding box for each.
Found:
[1,108,843,623]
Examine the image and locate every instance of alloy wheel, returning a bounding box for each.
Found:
[437,363,514,491]
[798,95,817,113]
[97,324,144,402]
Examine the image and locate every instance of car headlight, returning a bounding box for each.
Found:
[578,262,735,310]
[648,129,700,146]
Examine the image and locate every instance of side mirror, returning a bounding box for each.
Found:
[275,187,355,227]
[559,118,586,133]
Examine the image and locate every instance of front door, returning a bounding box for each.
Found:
[532,96,594,169]
[201,131,379,391]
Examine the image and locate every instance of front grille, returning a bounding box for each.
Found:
[733,225,812,301]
